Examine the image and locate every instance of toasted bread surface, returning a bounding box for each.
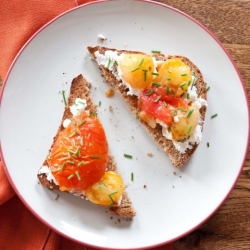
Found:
[37,74,136,218]
[88,46,207,167]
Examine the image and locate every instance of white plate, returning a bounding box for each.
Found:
[0,0,249,249]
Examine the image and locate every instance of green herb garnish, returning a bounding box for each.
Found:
[207,142,210,147]
[78,120,86,127]
[154,95,161,103]
[152,82,161,87]
[142,69,148,81]
[186,109,194,118]
[180,82,186,90]
[131,172,134,181]
[107,58,111,69]
[211,114,218,119]
[105,191,118,208]
[67,174,74,180]
[187,126,192,135]
[145,89,155,96]
[75,171,81,180]
[181,73,187,76]
[62,90,67,106]
[77,161,84,166]
[131,67,140,72]
[151,50,161,53]
[151,72,159,76]
[166,86,169,96]
[139,58,144,66]
[124,154,133,159]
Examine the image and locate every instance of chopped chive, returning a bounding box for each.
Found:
[187,125,192,135]
[99,182,108,187]
[62,90,67,106]
[168,70,172,74]
[107,58,111,69]
[124,153,133,159]
[89,111,96,117]
[131,172,134,181]
[145,89,155,96]
[80,136,84,146]
[90,155,101,159]
[188,80,191,86]
[187,93,190,99]
[154,95,161,103]
[151,72,159,76]
[105,191,118,208]
[180,82,186,90]
[163,101,168,107]
[55,194,59,200]
[74,130,80,135]
[60,163,66,171]
[167,78,171,81]
[75,171,81,180]
[173,109,177,116]
[99,101,102,107]
[181,73,187,76]
[206,86,210,91]
[77,161,84,166]
[139,58,144,66]
[136,114,140,119]
[152,82,161,87]
[66,160,75,165]
[171,89,175,95]
[67,174,74,180]
[69,131,76,138]
[114,60,118,66]
[166,86,169,96]
[67,149,75,154]
[78,101,86,105]
[74,146,81,157]
[207,142,210,147]
[186,109,194,118]
[151,50,161,53]
[131,67,140,72]
[178,107,187,112]
[211,114,218,119]
[78,120,86,127]
[142,69,148,81]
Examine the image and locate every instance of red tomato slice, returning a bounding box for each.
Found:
[47,111,108,191]
[138,87,189,126]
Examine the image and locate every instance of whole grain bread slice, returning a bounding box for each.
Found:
[87,46,207,167]
[37,74,136,218]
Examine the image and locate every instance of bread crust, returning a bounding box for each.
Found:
[87,46,207,167]
[37,74,136,218]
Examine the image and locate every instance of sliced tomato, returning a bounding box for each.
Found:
[47,111,108,191]
[138,87,189,126]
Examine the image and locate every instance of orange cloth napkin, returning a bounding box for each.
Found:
[0,1,174,249]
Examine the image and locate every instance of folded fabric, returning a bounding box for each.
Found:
[0,0,174,249]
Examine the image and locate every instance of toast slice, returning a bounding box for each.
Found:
[37,74,136,218]
[87,46,207,167]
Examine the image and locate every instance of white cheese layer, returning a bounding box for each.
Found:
[38,166,58,185]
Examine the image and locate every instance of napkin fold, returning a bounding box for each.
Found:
[0,0,173,249]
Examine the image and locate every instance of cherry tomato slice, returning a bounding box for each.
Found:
[47,112,108,191]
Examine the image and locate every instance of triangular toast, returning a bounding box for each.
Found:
[37,74,136,218]
[88,46,207,167]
